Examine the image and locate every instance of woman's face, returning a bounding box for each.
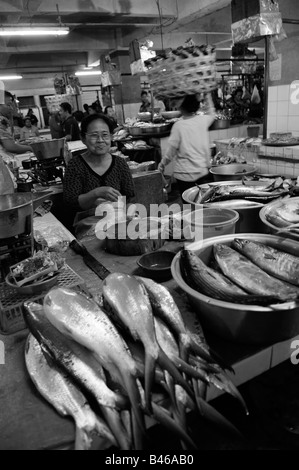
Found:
[83,118,111,155]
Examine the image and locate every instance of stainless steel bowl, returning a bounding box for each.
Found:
[209,119,230,131]
[209,164,257,182]
[127,124,171,137]
[182,181,266,233]
[171,233,299,345]
[30,138,65,161]
[259,197,299,242]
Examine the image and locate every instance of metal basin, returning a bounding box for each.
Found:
[171,233,299,345]
[182,181,266,233]
[259,197,299,243]
[0,192,52,238]
[30,138,65,161]
[209,163,256,182]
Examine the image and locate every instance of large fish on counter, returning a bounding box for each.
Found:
[43,287,145,434]
[102,273,194,410]
[23,301,132,450]
[232,239,299,287]
[214,244,299,301]
[25,334,117,450]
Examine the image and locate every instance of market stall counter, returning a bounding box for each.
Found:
[0,212,298,450]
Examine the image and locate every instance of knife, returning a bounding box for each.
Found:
[69,239,111,280]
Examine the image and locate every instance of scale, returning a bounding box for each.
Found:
[29,138,66,186]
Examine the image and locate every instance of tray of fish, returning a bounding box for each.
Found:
[171,233,299,345]
[23,275,248,450]
[259,196,299,242]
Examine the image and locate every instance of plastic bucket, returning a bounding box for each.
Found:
[184,207,239,240]
[247,126,259,138]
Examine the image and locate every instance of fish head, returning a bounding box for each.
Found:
[213,244,232,259]
[232,238,248,251]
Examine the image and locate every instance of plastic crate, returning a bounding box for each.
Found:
[0,264,87,335]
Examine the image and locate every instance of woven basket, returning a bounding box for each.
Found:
[146,51,217,99]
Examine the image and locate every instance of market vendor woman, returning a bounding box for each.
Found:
[63,113,135,235]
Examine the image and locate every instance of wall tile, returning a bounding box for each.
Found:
[284,147,294,159]
[277,85,290,101]
[267,116,277,131]
[276,116,288,131]
[277,101,289,116]
[288,116,299,132]
[268,101,277,116]
[268,86,278,102]
[288,102,299,116]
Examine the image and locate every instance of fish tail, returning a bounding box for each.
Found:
[212,373,249,415]
[151,402,197,450]
[131,408,145,450]
[191,340,234,373]
[173,355,210,384]
[101,407,132,450]
[178,341,188,363]
[120,371,146,436]
[144,352,157,412]
[193,379,243,438]
[163,372,178,413]
[158,348,194,399]
[74,425,93,451]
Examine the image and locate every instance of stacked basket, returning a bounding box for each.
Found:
[145,44,217,99]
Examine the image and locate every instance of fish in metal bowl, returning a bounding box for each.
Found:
[171,233,299,345]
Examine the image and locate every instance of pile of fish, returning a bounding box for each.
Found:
[23,274,248,450]
[180,239,299,306]
[194,178,292,207]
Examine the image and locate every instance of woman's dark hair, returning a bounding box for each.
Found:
[80,113,114,138]
[179,94,199,114]
[104,105,112,114]
[141,91,148,97]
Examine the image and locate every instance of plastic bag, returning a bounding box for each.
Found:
[251,85,261,104]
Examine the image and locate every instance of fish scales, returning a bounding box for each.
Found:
[214,244,299,301]
[232,239,299,286]
[25,334,117,450]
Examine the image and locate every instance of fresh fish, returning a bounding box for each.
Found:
[25,334,117,450]
[136,276,219,364]
[23,301,128,411]
[206,199,262,209]
[43,287,145,434]
[232,239,299,286]
[214,244,299,301]
[179,249,283,306]
[102,273,194,410]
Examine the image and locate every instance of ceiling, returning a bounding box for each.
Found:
[0,0,241,78]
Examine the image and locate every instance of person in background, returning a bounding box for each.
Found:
[59,102,80,142]
[104,105,119,132]
[158,93,215,197]
[12,117,23,140]
[0,91,14,120]
[83,103,89,118]
[88,103,97,115]
[0,115,32,158]
[49,111,62,139]
[63,113,134,233]
[26,108,38,126]
[73,110,85,129]
[139,90,151,113]
[19,117,40,141]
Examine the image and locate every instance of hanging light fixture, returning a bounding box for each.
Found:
[0,26,69,36]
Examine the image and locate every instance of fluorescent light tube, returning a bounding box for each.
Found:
[0,75,23,80]
[0,27,69,36]
[75,71,102,76]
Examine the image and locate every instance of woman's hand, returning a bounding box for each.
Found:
[158,162,165,173]
[96,186,122,202]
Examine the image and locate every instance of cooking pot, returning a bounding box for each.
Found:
[0,193,33,238]
[22,158,38,170]
[30,138,65,161]
[17,179,34,192]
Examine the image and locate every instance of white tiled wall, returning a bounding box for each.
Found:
[268,84,299,137]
